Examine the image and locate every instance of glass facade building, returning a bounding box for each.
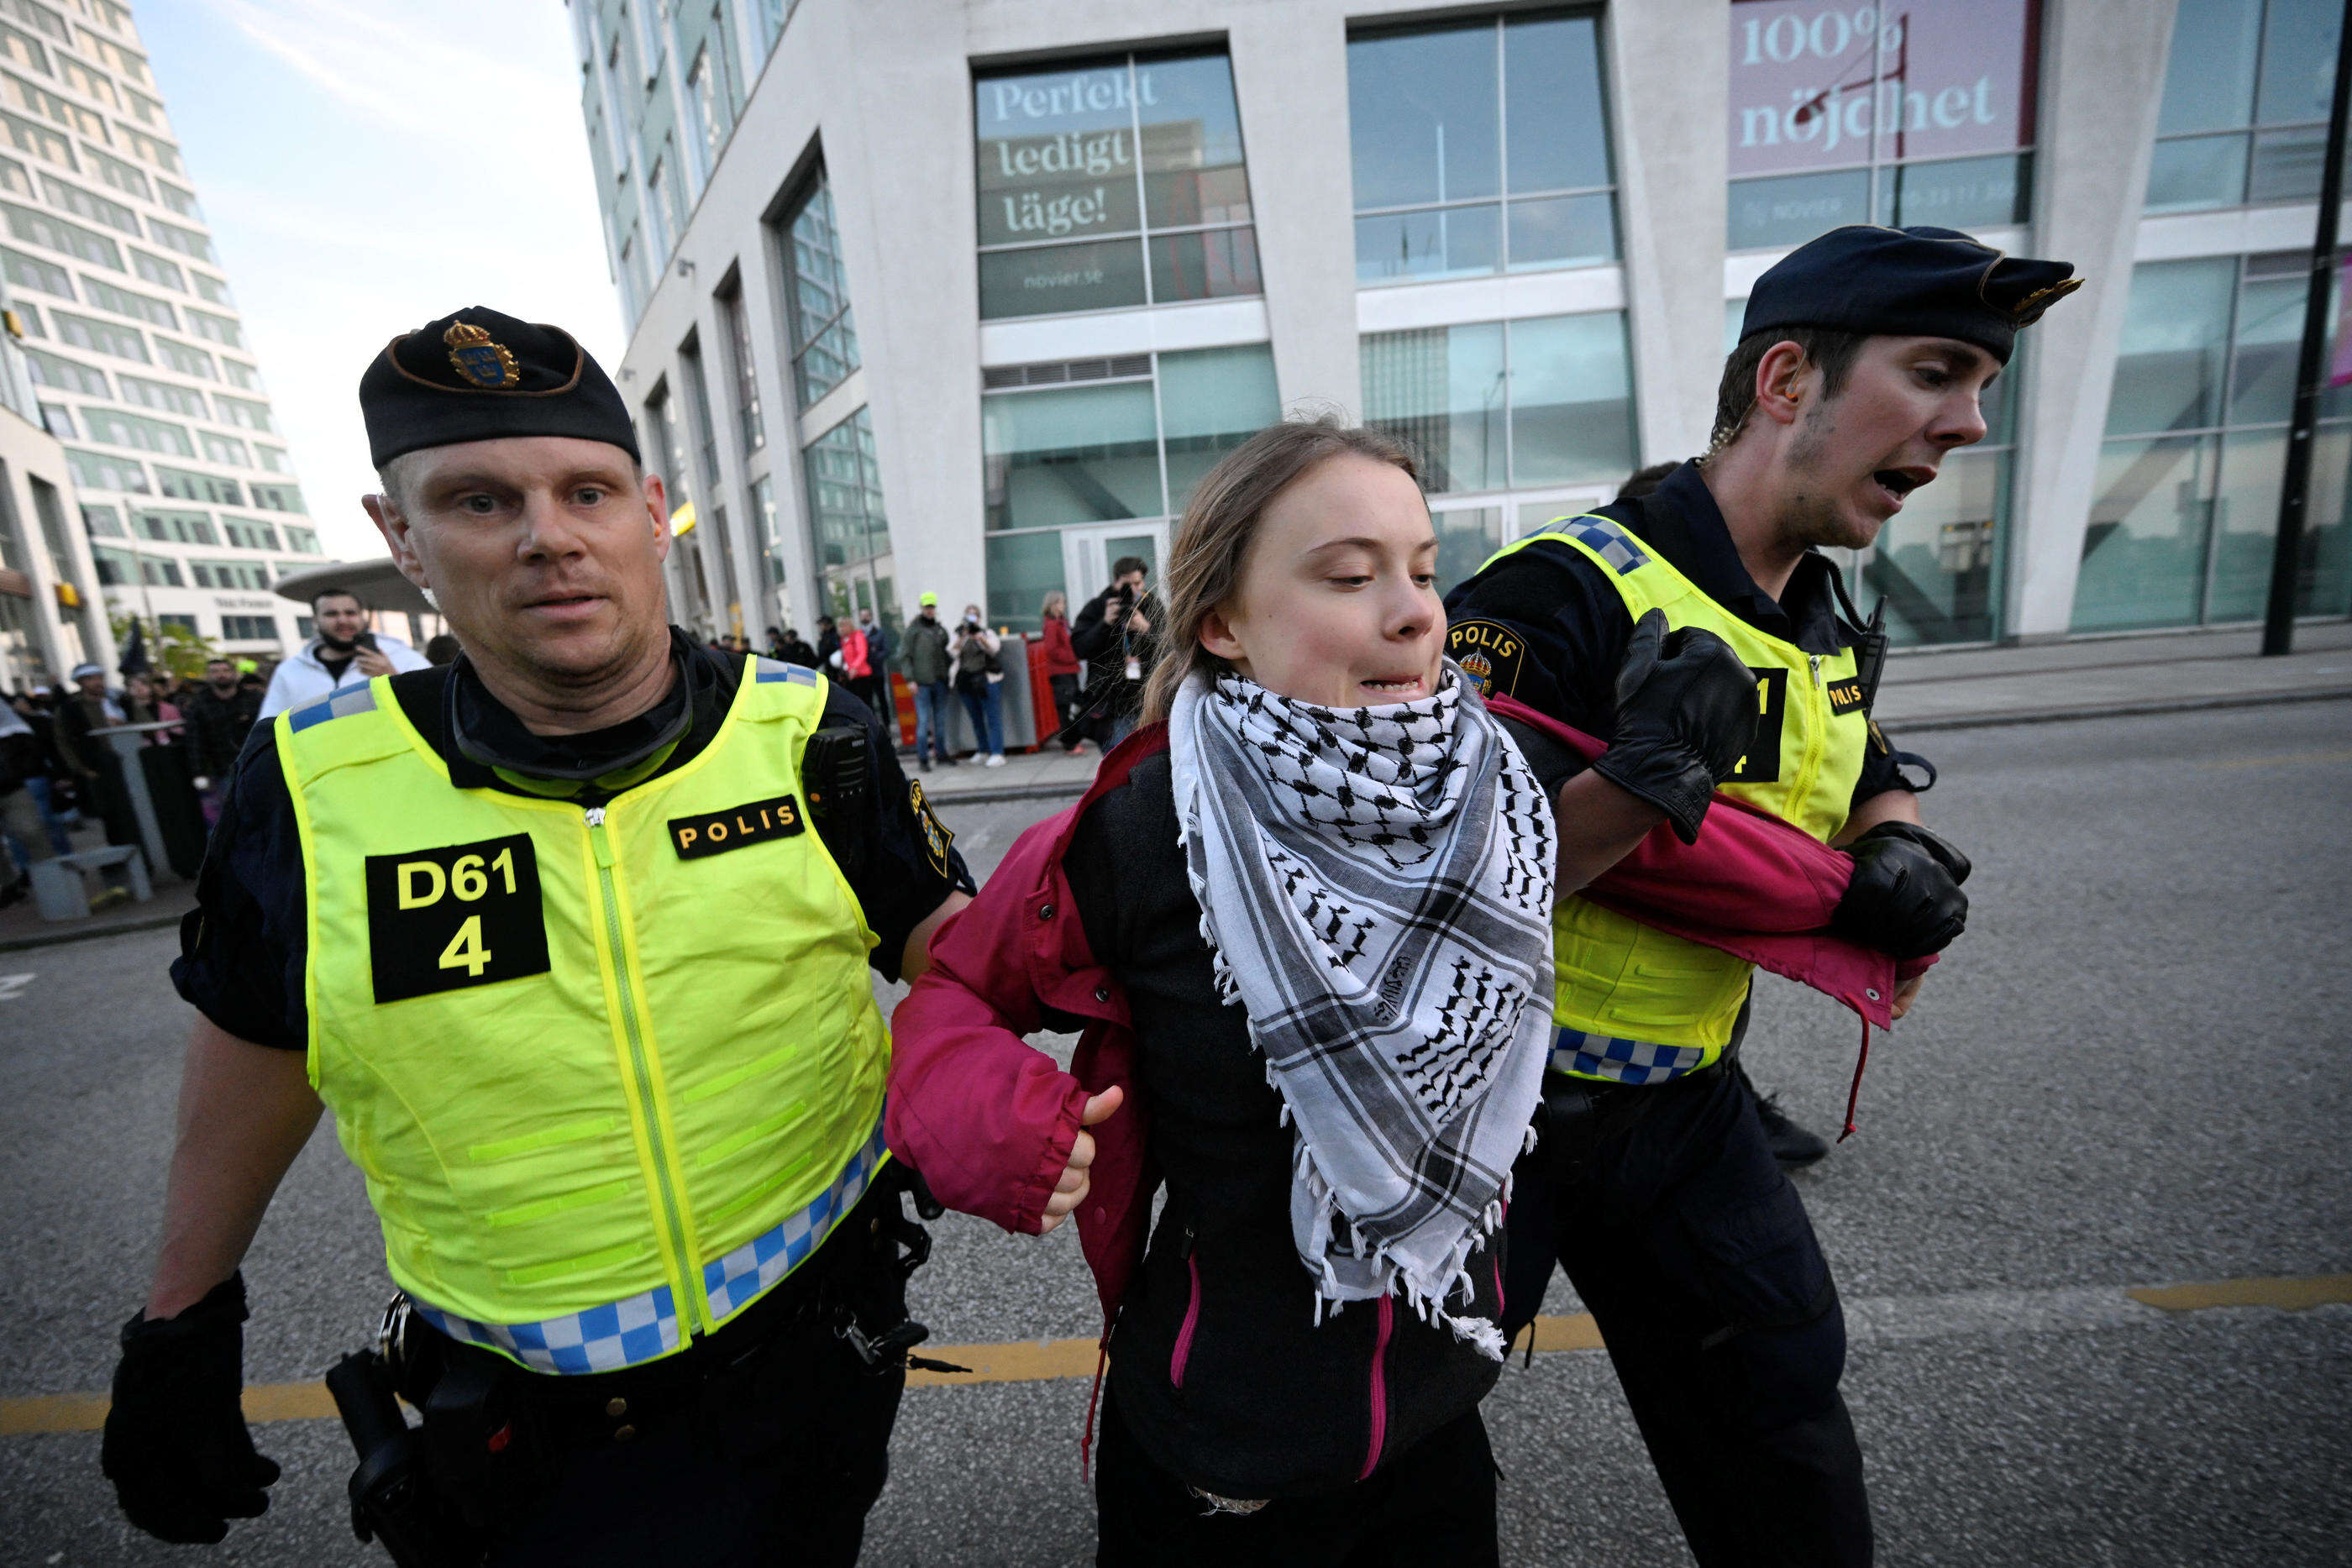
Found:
[573,0,2349,669]
[0,0,315,657]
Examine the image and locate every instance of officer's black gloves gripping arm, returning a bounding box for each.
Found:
[103,1271,281,1544]
[1832,821,1972,960]
[1591,610,1760,845]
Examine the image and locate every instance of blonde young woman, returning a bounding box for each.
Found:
[888,419,1564,1563]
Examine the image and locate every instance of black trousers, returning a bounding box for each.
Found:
[480,1324,903,1568]
[1093,1387,1499,1568]
[1504,1062,1872,1567]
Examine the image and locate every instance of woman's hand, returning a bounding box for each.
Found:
[1037,1086,1123,1235]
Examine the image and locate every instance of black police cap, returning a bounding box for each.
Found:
[359,306,638,469]
[1740,226,2080,365]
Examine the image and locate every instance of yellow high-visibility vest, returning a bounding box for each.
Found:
[1478,517,1872,1083]
[276,658,890,1371]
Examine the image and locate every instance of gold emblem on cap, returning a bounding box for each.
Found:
[2008,276,2082,326]
[444,321,520,389]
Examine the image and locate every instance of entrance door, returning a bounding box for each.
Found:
[1061,521,1169,607]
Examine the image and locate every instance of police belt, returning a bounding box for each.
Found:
[393,1176,922,1454]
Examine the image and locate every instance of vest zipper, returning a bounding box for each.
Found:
[1789,654,1830,825]
[585,805,702,1336]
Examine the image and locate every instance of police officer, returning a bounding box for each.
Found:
[102,307,974,1565]
[1447,227,2074,1565]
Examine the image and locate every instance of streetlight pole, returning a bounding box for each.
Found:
[2261,1,2352,656]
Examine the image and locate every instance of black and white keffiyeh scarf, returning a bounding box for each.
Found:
[1168,663,1557,1356]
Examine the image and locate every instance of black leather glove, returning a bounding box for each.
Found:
[102,1272,281,1544]
[1832,821,1972,959]
[1592,609,1759,844]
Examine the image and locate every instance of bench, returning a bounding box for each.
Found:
[28,844,151,921]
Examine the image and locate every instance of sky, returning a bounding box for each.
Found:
[138,0,625,562]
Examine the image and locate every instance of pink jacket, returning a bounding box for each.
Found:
[887,711,1928,1333]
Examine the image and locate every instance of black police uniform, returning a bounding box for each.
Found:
[1446,225,2070,1567]
[169,633,973,1565]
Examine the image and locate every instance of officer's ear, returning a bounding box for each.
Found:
[641,467,674,564]
[1752,339,1814,429]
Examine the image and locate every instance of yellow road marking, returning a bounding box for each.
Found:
[6,1276,2345,1438]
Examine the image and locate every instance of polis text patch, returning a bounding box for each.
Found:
[669,794,806,860]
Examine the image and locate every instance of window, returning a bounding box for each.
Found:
[284,522,321,553]
[50,307,142,359]
[221,515,276,550]
[1725,0,2040,250]
[752,472,785,590]
[42,171,137,234]
[3,3,66,47]
[2077,253,2352,630]
[155,464,238,504]
[1362,313,1635,493]
[2,244,70,296]
[92,542,173,585]
[147,216,210,260]
[135,506,213,544]
[1349,13,1619,284]
[117,372,204,417]
[802,404,892,619]
[198,431,244,466]
[86,405,190,454]
[215,394,273,432]
[3,198,119,266]
[154,179,198,219]
[252,443,287,473]
[184,307,239,347]
[191,270,228,306]
[79,500,119,536]
[189,559,271,591]
[974,50,1259,319]
[21,343,104,394]
[776,167,858,409]
[81,142,148,201]
[37,400,69,436]
[980,343,1278,626]
[645,149,675,262]
[0,18,44,75]
[218,613,280,642]
[81,273,173,326]
[720,283,763,453]
[129,247,180,290]
[122,127,179,174]
[220,357,259,390]
[0,149,24,196]
[685,42,732,175]
[2147,0,2344,211]
[57,53,115,108]
[249,480,302,512]
[155,335,212,378]
[3,67,106,139]
[66,444,143,490]
[0,104,70,166]
[680,339,721,494]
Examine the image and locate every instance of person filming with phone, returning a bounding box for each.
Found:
[257,588,430,719]
[1070,556,1161,749]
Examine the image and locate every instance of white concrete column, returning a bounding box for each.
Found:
[1604,0,1728,465]
[1229,4,1361,414]
[822,0,986,619]
[2008,0,2178,640]
[731,223,822,636]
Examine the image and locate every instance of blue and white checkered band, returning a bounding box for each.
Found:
[752,657,818,687]
[1550,1026,1707,1086]
[285,684,379,732]
[411,1117,890,1375]
[1562,517,1651,577]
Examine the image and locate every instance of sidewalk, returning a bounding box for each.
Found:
[916,621,2352,805]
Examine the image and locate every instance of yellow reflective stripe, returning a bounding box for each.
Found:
[696,1101,810,1167]
[484,1178,633,1230]
[468,1115,620,1163]
[502,1240,646,1288]
[683,1042,801,1104]
[698,1150,816,1226]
